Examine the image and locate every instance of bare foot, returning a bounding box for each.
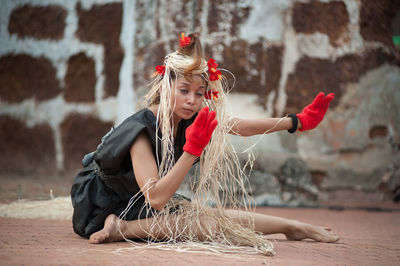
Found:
[89,214,125,244]
[285,221,340,243]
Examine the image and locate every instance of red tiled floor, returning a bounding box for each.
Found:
[0,207,399,265]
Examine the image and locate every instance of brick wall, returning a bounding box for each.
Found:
[0,0,399,203]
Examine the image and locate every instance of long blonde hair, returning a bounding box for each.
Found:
[122,33,275,255]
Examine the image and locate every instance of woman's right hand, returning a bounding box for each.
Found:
[183,106,218,157]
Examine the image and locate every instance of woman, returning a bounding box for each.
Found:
[71,33,338,255]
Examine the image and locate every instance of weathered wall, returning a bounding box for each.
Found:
[0,0,399,204]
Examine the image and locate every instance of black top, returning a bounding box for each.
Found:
[71,108,197,238]
[94,108,195,198]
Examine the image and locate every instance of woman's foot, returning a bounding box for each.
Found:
[89,214,125,244]
[285,220,340,243]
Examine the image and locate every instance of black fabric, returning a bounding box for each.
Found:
[71,108,196,238]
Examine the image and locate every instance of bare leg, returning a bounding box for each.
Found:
[89,213,215,244]
[225,209,339,243]
[90,210,339,244]
[89,214,152,244]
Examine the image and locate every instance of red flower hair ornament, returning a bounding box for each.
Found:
[207,58,222,81]
[155,65,165,76]
[204,58,222,100]
[204,90,219,100]
[180,32,191,47]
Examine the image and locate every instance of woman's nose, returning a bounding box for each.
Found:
[186,93,195,104]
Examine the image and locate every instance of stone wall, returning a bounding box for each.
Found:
[0,0,399,204]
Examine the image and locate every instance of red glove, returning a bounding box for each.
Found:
[183,107,218,157]
[296,92,334,132]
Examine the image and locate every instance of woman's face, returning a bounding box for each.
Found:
[170,75,206,120]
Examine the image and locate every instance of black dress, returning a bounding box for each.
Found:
[71,108,196,238]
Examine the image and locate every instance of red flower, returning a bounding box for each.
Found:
[207,58,218,72]
[155,65,165,75]
[207,58,221,81]
[209,69,222,81]
[204,89,219,100]
[180,32,191,47]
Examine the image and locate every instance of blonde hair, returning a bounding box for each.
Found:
[122,33,275,255]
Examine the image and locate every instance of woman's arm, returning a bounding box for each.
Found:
[130,131,197,211]
[130,107,217,211]
[228,116,302,137]
[228,92,334,137]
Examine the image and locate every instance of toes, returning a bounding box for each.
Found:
[89,231,108,244]
[324,227,332,231]
[324,232,340,243]
[89,236,99,244]
[333,234,340,242]
[89,235,101,244]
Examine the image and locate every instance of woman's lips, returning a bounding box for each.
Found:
[182,108,194,114]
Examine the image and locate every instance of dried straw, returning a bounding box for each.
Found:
[119,51,280,256]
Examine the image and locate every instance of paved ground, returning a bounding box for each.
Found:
[1,206,399,265]
[0,174,399,265]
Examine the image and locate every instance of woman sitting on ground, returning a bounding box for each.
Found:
[71,32,338,255]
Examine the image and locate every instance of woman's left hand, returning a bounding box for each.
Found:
[296,92,334,131]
